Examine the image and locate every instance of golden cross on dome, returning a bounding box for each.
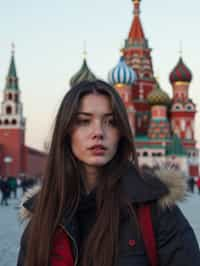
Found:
[119,40,124,56]
[11,42,15,55]
[179,41,183,57]
[83,40,87,59]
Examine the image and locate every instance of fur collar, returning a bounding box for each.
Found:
[19,165,187,222]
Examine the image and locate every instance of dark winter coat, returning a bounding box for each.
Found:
[17,163,200,266]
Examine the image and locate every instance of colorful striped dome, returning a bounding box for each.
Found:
[108,56,137,85]
[169,57,192,84]
[147,80,171,106]
[70,59,96,88]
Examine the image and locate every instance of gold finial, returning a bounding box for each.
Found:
[11,42,15,56]
[120,49,124,57]
[133,0,141,15]
[179,41,183,57]
[119,40,124,56]
[83,40,87,59]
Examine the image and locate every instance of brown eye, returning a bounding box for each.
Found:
[104,117,117,127]
[109,119,117,126]
[76,118,90,126]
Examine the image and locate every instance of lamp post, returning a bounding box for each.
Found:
[3,156,13,177]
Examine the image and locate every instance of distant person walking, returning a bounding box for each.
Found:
[8,176,18,199]
[188,177,195,193]
[0,176,10,206]
[196,177,200,194]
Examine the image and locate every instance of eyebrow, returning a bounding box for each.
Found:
[76,112,113,117]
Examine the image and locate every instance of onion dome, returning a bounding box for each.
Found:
[169,57,192,84]
[70,58,96,88]
[108,56,137,86]
[147,80,171,106]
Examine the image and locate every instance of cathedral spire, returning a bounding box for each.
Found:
[128,0,145,42]
[5,44,19,91]
[133,0,141,16]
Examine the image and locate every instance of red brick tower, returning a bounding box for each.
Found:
[0,47,26,176]
[123,0,155,136]
[169,56,199,179]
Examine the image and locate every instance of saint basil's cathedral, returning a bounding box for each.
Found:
[70,0,199,179]
[0,0,198,179]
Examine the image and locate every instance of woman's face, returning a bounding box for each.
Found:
[71,93,120,172]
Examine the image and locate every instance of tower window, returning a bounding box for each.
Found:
[8,93,12,100]
[143,152,148,157]
[0,120,2,125]
[12,119,17,125]
[6,106,12,114]
[4,119,9,125]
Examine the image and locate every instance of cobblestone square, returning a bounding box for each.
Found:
[0,190,199,266]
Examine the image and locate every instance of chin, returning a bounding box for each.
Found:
[87,158,110,167]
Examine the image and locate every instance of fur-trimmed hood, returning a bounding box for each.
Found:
[19,164,187,222]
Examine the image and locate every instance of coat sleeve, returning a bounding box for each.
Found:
[17,224,30,266]
[50,227,74,266]
[155,204,200,266]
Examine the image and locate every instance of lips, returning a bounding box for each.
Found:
[89,145,107,155]
[89,145,107,150]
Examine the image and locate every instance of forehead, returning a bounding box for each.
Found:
[78,93,113,113]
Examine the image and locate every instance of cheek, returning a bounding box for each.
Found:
[109,131,120,149]
[71,130,84,155]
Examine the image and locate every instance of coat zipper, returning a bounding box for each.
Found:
[59,224,79,266]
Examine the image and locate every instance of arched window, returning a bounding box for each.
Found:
[6,106,12,115]
[143,151,148,157]
[143,73,150,79]
[12,119,17,125]
[8,93,12,100]
[4,119,9,125]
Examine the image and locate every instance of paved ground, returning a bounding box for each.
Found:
[0,189,200,266]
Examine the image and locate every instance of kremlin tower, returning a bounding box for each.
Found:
[0,47,26,176]
[0,47,46,177]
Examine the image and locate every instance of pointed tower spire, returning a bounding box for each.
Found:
[5,44,19,91]
[128,0,145,42]
[83,40,88,59]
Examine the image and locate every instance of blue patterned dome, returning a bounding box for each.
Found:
[108,56,137,85]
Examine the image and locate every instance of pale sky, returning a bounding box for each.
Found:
[0,0,199,150]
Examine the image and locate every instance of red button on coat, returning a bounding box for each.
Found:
[128,239,136,247]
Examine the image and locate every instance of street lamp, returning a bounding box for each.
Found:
[3,156,13,177]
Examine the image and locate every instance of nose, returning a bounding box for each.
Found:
[91,121,104,139]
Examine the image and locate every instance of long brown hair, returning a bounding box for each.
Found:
[25,80,139,266]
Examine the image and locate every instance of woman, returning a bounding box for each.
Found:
[17,80,200,266]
